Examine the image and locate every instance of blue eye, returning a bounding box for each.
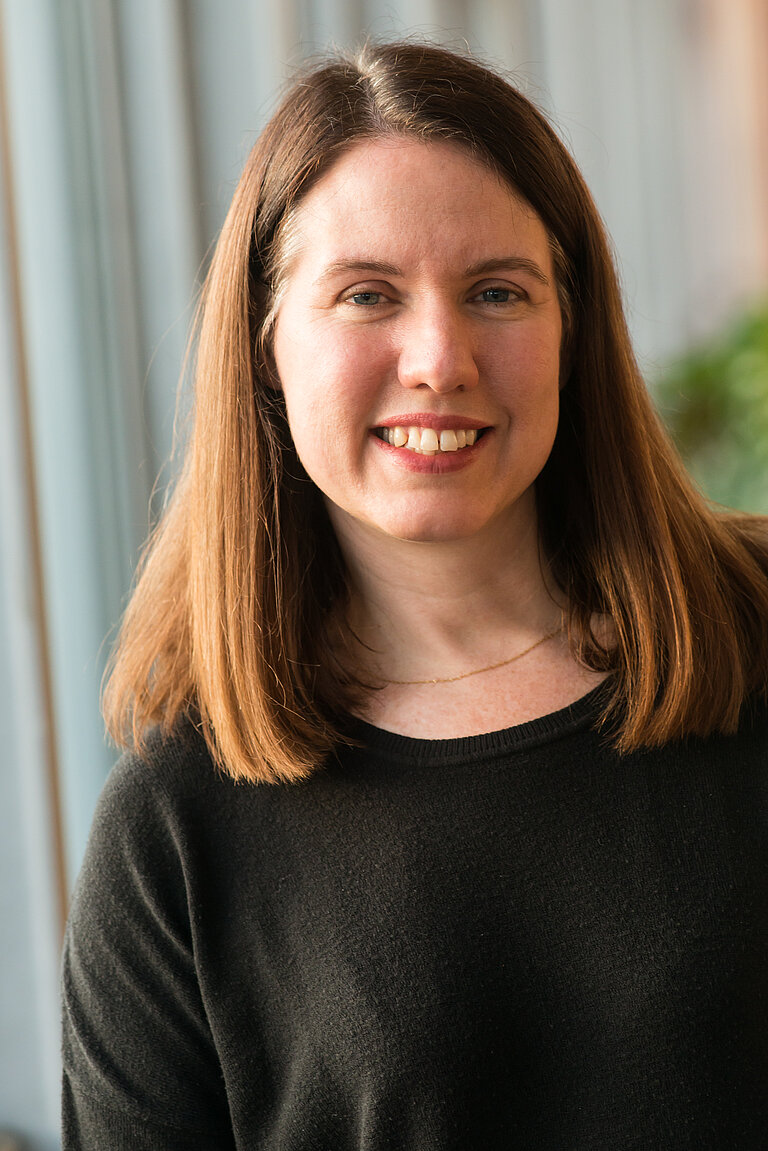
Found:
[349,291,381,306]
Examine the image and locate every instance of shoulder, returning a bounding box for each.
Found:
[67,717,254,971]
[74,717,350,925]
[100,716,218,806]
[88,718,238,853]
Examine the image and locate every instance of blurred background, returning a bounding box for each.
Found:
[1,1,766,1147]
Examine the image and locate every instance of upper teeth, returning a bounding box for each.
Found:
[380,426,479,453]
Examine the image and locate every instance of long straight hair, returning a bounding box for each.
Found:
[103,41,768,783]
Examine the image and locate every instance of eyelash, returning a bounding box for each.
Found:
[347,291,384,307]
[343,286,525,308]
[473,287,519,306]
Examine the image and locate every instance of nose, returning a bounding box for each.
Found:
[397,304,479,393]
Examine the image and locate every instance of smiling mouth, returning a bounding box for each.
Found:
[374,425,488,455]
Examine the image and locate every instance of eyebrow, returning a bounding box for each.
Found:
[314,260,400,286]
[462,257,551,285]
[314,256,551,286]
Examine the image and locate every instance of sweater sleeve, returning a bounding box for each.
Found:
[61,751,236,1150]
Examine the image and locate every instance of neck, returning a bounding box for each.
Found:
[329,497,564,683]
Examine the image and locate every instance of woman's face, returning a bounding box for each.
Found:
[271,137,563,549]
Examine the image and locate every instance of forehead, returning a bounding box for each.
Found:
[279,137,552,276]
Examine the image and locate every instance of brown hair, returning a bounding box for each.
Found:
[103,40,768,782]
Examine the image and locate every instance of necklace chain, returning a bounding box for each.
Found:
[384,623,565,686]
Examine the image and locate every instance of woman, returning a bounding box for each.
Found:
[62,41,768,1149]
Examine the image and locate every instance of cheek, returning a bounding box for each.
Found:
[274,356,374,490]
[278,330,385,430]
[488,330,561,409]
[521,322,562,377]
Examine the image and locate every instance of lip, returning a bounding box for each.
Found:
[371,426,491,473]
[372,414,490,432]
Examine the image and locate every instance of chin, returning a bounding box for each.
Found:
[376,510,493,545]
[328,493,531,549]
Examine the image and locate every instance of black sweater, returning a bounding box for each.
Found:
[62,686,768,1149]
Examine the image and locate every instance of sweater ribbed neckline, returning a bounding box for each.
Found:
[344,679,612,767]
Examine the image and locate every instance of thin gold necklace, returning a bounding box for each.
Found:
[384,622,565,685]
